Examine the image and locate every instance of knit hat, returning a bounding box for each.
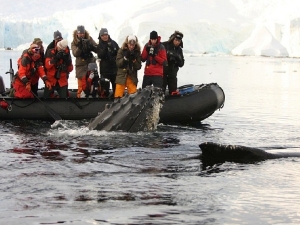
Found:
[77,25,85,34]
[57,39,68,50]
[88,63,97,71]
[150,31,158,39]
[33,38,42,44]
[53,30,62,40]
[128,34,136,44]
[99,28,108,36]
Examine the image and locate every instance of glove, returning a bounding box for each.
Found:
[175,53,182,62]
[63,53,71,64]
[124,50,131,59]
[45,80,52,90]
[21,77,29,84]
[83,39,92,51]
[55,51,64,60]
[25,82,31,92]
[167,50,175,58]
[129,51,136,61]
[78,40,83,49]
[167,50,177,63]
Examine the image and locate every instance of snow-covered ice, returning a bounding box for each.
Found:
[1,0,300,57]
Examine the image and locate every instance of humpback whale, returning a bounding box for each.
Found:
[88,86,164,132]
[199,142,300,164]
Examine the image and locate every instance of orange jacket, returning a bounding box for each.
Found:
[45,47,73,87]
[15,51,46,86]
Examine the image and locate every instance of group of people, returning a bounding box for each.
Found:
[13,30,73,98]
[12,26,185,99]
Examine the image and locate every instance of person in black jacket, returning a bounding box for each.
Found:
[45,30,63,55]
[96,28,119,97]
[162,31,185,95]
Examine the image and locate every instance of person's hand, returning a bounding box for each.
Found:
[167,50,177,63]
[148,47,155,56]
[55,51,64,60]
[45,80,52,90]
[83,39,93,51]
[175,53,182,62]
[130,51,136,61]
[124,50,131,59]
[167,50,175,57]
[149,47,157,57]
[25,82,31,92]
[78,39,83,49]
[21,77,29,84]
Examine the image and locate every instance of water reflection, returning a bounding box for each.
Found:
[1,54,300,224]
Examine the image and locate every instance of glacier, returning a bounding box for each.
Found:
[1,0,300,57]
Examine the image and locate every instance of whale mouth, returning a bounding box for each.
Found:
[88,86,164,132]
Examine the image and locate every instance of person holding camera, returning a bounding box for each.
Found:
[162,31,185,95]
[81,63,102,98]
[115,35,142,98]
[13,43,51,98]
[71,25,97,98]
[44,39,73,98]
[96,28,119,97]
[141,31,167,89]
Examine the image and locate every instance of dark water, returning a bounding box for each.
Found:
[1,51,300,224]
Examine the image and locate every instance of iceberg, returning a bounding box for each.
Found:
[231,25,289,57]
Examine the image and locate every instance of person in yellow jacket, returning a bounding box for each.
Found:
[115,35,142,98]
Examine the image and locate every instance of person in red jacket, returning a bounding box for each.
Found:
[13,43,51,98]
[141,31,167,88]
[44,39,73,98]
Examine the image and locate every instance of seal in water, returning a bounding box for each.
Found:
[88,86,164,132]
[199,142,300,165]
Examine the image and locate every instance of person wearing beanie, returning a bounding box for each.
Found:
[45,30,63,55]
[71,25,97,98]
[161,30,185,95]
[150,31,158,40]
[44,39,73,98]
[114,34,142,98]
[12,43,51,98]
[96,28,119,97]
[141,30,167,89]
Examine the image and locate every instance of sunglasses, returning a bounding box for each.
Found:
[33,48,40,52]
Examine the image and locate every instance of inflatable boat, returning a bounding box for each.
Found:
[0,76,225,124]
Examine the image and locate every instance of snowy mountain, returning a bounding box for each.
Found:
[1,0,300,57]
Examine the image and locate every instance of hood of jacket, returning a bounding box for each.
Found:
[72,29,92,44]
[167,31,183,48]
[121,36,141,51]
